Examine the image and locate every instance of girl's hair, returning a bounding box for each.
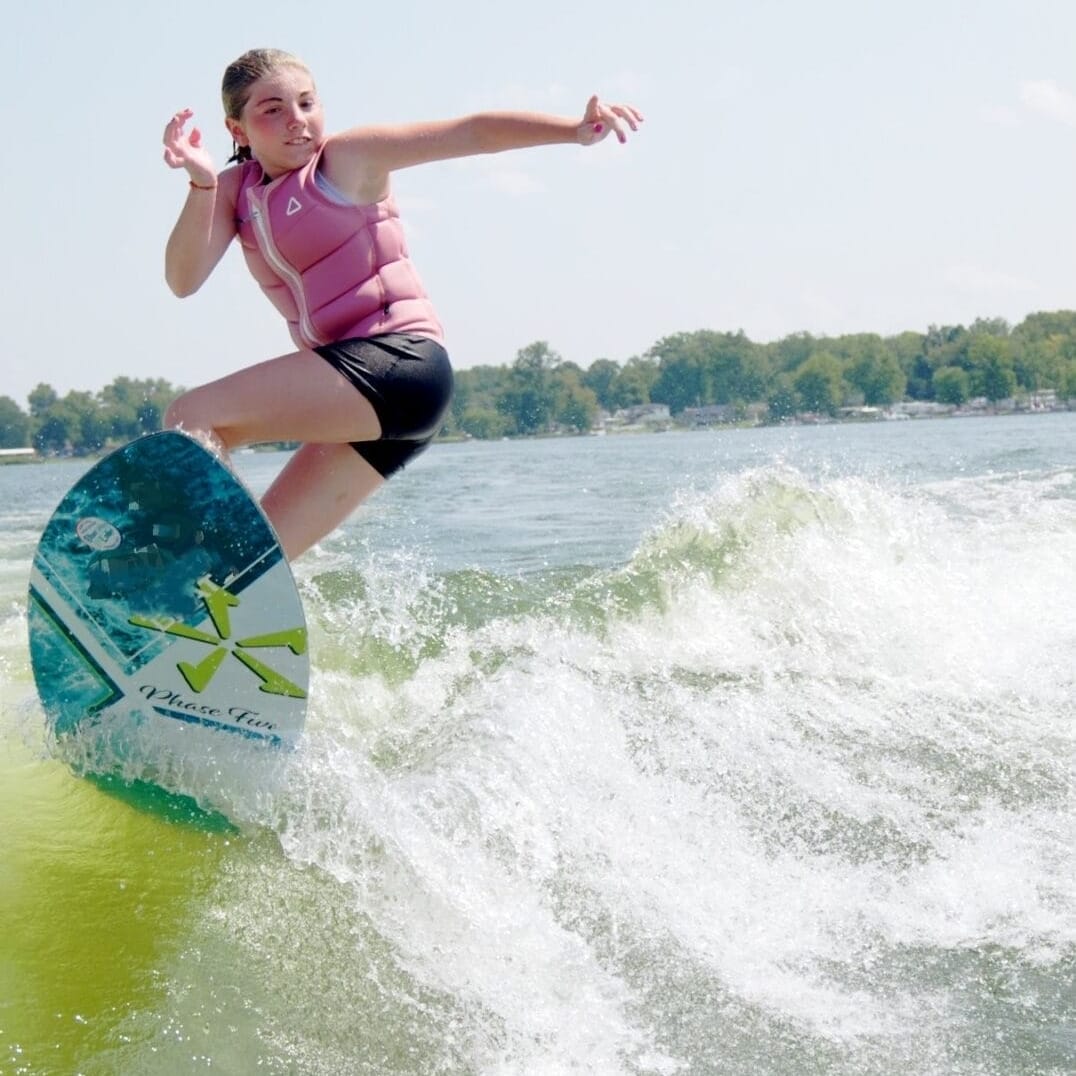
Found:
[222,48,311,163]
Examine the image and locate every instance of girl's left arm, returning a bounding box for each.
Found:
[323,95,643,201]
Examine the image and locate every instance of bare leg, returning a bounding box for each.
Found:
[164,350,386,557]
[261,444,384,561]
[164,349,382,450]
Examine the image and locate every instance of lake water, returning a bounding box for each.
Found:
[2,413,1074,1075]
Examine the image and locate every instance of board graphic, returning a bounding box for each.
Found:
[28,431,308,755]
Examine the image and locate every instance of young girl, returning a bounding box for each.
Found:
[162,48,643,561]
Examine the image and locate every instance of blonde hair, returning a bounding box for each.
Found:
[222,48,312,162]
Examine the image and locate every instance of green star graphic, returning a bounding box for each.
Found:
[129,577,307,698]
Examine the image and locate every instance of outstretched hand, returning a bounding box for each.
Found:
[577,95,644,146]
[163,108,218,187]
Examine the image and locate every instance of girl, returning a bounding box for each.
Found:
[162,48,643,561]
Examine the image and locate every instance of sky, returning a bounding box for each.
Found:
[2,0,1075,405]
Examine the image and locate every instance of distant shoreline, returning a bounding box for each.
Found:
[5,404,1072,465]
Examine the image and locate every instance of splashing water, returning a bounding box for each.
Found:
[2,418,1074,1074]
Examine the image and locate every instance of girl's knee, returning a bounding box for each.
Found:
[164,387,213,432]
[162,396,185,430]
[163,392,230,461]
[164,388,196,429]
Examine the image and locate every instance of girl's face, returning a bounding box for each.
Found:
[228,65,325,177]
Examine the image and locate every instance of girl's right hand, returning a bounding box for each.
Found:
[163,108,217,187]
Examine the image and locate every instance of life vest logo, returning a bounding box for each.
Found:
[129,577,307,698]
[285,196,302,216]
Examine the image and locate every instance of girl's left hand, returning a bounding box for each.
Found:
[577,95,644,146]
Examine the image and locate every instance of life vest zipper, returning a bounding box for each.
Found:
[247,183,326,348]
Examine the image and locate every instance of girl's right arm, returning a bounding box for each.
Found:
[163,109,239,297]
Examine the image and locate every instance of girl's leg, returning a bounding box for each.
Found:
[261,443,384,561]
[164,350,386,557]
[164,349,382,456]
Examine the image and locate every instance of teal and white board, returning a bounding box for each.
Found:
[28,431,308,755]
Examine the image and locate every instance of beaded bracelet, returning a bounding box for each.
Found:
[189,179,217,191]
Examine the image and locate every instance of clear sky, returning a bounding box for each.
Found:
[2,0,1074,405]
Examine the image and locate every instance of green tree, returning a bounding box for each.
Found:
[63,391,110,455]
[887,331,930,399]
[459,407,510,439]
[767,374,797,420]
[581,358,621,410]
[933,366,970,405]
[969,316,1010,338]
[1061,361,1076,400]
[769,332,816,374]
[27,383,58,419]
[33,410,73,455]
[450,364,508,429]
[793,352,845,414]
[1011,310,1076,392]
[98,377,178,439]
[136,399,163,434]
[610,356,657,408]
[702,330,767,404]
[649,333,706,413]
[498,341,560,434]
[968,335,1016,402]
[552,368,599,432]
[0,396,30,448]
[924,324,970,371]
[846,348,906,406]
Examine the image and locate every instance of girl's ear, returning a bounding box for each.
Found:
[226,118,247,146]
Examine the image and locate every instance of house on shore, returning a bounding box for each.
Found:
[0,447,35,463]
[604,404,672,430]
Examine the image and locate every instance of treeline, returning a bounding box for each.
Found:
[0,379,179,453]
[3,312,1075,454]
[444,311,1076,438]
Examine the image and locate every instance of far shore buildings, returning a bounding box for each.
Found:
[602,404,672,430]
[593,388,1069,434]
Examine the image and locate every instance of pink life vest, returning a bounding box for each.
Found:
[235,148,443,350]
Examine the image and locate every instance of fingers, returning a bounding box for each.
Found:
[612,103,645,130]
[163,108,194,144]
[581,96,644,145]
[163,137,189,170]
[603,102,644,143]
[162,108,215,180]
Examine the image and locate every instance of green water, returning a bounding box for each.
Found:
[1,737,228,1073]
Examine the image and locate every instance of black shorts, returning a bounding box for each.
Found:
[314,334,454,478]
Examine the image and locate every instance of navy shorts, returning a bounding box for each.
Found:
[314,334,454,477]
